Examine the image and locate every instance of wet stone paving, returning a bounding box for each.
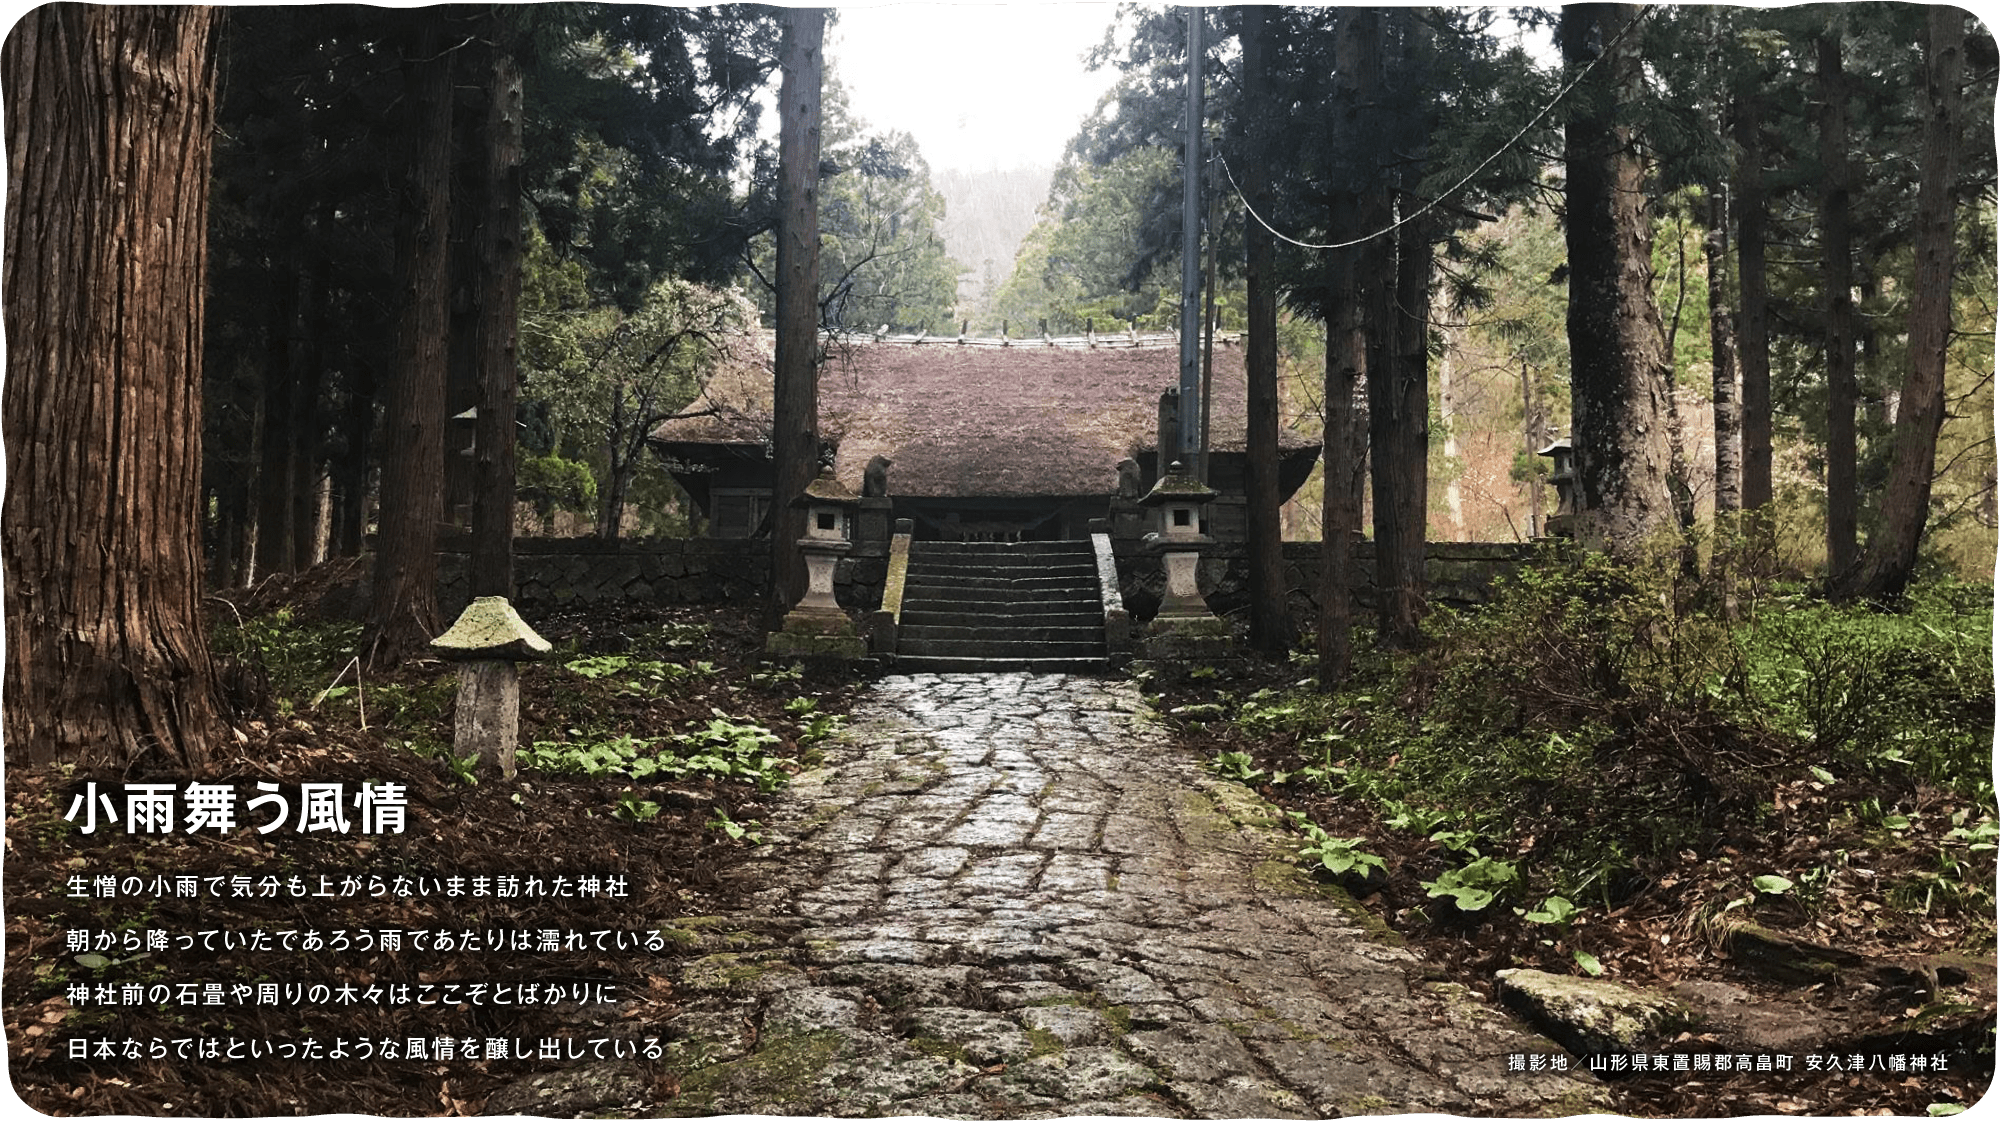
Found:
[645,673,1608,1118]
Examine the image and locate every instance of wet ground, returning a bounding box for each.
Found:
[574,672,1605,1118]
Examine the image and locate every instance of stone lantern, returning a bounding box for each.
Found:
[431,596,551,780]
[1537,437,1579,538]
[766,466,867,659]
[1138,461,1226,638]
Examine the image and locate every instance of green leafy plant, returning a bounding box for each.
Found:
[708,808,762,845]
[1521,894,1579,929]
[1420,856,1521,912]
[613,789,661,823]
[1207,750,1265,783]
[1299,833,1385,878]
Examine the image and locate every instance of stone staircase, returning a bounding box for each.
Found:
[894,541,1111,673]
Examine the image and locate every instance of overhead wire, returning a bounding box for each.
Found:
[1219,5,1659,252]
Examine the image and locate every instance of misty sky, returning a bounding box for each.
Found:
[827,3,1127,174]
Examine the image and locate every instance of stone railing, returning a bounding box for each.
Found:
[1091,530,1132,655]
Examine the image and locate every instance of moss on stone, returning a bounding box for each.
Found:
[680,950,796,993]
[1249,860,1403,946]
[1023,1028,1064,1058]
[906,1035,969,1064]
[671,1029,844,1109]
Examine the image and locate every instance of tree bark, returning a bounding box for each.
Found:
[1733,88,1775,532]
[1239,4,1294,654]
[1706,183,1740,517]
[253,243,298,578]
[770,8,825,623]
[1829,7,1963,603]
[291,231,331,570]
[1560,3,1676,553]
[470,45,523,599]
[1818,32,1859,584]
[367,9,455,664]
[3,4,226,768]
[1317,7,1377,689]
[1372,213,1430,647]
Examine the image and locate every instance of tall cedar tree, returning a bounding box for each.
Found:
[1819,31,1860,583]
[1370,12,1432,649]
[2,5,227,767]
[1560,4,1677,551]
[1733,83,1775,533]
[770,8,825,621]
[1830,7,1965,603]
[367,10,455,664]
[471,38,524,598]
[1317,8,1380,686]
[1237,5,1295,654]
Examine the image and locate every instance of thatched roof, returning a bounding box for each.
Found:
[650,332,1318,499]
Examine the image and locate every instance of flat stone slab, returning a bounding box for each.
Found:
[586,674,1605,1119]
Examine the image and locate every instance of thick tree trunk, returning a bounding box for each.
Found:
[1317,7,1377,688]
[1819,33,1859,584]
[1733,90,1775,531]
[1830,8,1963,603]
[1239,4,1294,654]
[334,359,375,559]
[253,248,297,578]
[770,8,825,623]
[367,10,455,664]
[1560,3,1676,553]
[1706,184,1740,517]
[2,5,226,768]
[470,47,523,599]
[1371,217,1430,647]
[291,236,331,570]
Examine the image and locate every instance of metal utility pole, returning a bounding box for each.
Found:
[1177,7,1203,466]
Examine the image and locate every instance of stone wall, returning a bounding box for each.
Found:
[1113,540,1541,621]
[438,537,888,619]
[438,536,1536,623]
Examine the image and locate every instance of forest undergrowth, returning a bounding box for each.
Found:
[1158,546,1997,1117]
[4,587,861,1117]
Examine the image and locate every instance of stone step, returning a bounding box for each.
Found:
[907,541,1094,557]
[899,624,1106,645]
[901,572,1099,594]
[901,582,1101,606]
[899,637,1108,659]
[899,607,1104,630]
[904,557,1099,577]
[892,655,1113,674]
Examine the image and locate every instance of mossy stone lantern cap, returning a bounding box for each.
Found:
[1138,460,1216,543]
[794,465,860,542]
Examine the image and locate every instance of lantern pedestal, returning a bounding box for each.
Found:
[766,467,868,661]
[430,596,551,781]
[1134,462,1233,670]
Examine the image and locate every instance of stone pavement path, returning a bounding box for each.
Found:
[650,673,1606,1118]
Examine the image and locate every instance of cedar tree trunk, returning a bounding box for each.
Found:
[1819,33,1859,584]
[1733,89,1775,532]
[1830,8,1964,603]
[1239,4,1294,654]
[770,8,825,622]
[2,5,226,768]
[1317,7,1379,688]
[1372,216,1430,647]
[1560,3,1676,553]
[1706,183,1740,517]
[470,46,523,598]
[367,10,455,664]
